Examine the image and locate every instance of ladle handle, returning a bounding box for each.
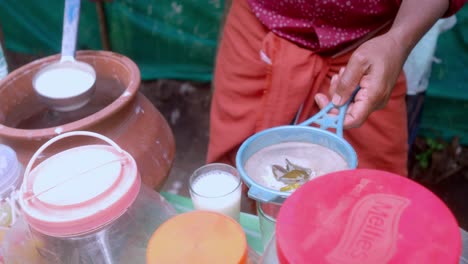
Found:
[299,87,360,138]
[61,0,81,62]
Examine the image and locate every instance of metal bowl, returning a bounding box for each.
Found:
[32,60,96,112]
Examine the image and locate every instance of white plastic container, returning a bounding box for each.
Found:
[257,202,278,249]
[0,144,24,262]
[3,131,176,264]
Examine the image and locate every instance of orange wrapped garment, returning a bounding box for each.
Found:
[207,0,408,176]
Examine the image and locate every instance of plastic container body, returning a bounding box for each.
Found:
[260,235,279,264]
[462,228,468,264]
[0,145,24,200]
[257,202,279,249]
[0,144,24,263]
[2,132,177,264]
[4,181,176,264]
[248,246,261,264]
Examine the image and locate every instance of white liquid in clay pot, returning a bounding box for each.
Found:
[35,67,95,99]
[244,142,349,191]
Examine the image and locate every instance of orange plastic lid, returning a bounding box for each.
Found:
[146,211,248,264]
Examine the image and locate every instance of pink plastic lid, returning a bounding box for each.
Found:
[276,169,461,264]
[19,132,141,237]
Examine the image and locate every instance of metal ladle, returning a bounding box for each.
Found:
[33,0,96,112]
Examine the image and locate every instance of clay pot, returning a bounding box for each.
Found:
[0,50,175,190]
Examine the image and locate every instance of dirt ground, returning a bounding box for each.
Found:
[5,52,468,230]
[139,80,212,199]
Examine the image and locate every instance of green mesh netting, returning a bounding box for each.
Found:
[0,0,223,81]
[1,1,467,143]
[419,4,468,144]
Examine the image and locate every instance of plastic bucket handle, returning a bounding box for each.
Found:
[22,131,124,200]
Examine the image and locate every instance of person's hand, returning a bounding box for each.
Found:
[315,32,408,128]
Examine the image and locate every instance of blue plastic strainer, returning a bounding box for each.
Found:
[236,89,359,204]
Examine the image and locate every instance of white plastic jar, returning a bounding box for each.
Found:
[3,131,177,264]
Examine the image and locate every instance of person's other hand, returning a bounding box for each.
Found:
[315,32,407,128]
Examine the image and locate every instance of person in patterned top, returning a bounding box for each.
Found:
[207,0,466,177]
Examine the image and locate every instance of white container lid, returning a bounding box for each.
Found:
[19,132,141,237]
[0,144,22,199]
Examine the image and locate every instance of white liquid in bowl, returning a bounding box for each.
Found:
[244,142,349,191]
[35,67,95,99]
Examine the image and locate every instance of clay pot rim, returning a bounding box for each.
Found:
[0,50,140,139]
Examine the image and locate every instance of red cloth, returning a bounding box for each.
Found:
[247,0,467,52]
[207,0,409,176]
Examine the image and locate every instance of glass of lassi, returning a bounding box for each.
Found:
[189,163,242,222]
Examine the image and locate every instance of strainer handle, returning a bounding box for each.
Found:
[298,87,360,138]
[23,131,123,194]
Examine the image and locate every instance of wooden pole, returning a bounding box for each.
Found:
[0,23,8,70]
[0,23,5,52]
[95,1,111,51]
